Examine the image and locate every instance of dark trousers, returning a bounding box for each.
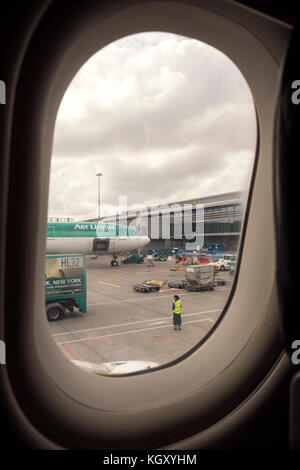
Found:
[173,313,182,325]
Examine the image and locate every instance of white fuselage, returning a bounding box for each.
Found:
[46,235,150,254]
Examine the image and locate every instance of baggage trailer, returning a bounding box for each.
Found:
[45,254,87,321]
[215,277,226,286]
[133,282,161,293]
[185,265,215,291]
[132,279,167,293]
[167,280,187,289]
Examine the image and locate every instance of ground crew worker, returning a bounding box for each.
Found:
[172,295,182,330]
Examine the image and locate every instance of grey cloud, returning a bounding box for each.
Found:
[49,33,256,220]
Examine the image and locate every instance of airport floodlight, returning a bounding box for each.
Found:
[96,172,103,221]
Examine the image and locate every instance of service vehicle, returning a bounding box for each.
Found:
[212,254,237,271]
[185,265,215,291]
[153,253,167,261]
[214,258,231,271]
[121,253,144,264]
[45,254,87,321]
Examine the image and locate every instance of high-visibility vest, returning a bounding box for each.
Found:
[173,299,182,314]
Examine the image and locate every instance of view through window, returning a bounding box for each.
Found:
[46,32,256,375]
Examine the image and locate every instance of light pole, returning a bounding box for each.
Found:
[96,172,102,222]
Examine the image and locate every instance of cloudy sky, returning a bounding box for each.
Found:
[48,32,257,221]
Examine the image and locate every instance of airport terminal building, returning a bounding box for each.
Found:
[97,191,245,253]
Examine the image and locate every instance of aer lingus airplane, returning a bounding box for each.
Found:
[46,221,150,266]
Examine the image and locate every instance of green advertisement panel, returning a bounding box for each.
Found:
[45,276,84,295]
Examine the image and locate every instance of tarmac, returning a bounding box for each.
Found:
[48,256,233,369]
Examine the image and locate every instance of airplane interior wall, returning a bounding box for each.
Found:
[0,0,298,452]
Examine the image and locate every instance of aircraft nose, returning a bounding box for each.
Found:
[142,236,150,246]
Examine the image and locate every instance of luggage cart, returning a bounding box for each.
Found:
[185,265,215,291]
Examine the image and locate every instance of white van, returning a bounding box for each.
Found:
[215,254,237,271]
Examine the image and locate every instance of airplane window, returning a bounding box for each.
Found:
[46,32,256,376]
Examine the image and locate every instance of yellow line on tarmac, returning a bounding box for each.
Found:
[97,281,121,288]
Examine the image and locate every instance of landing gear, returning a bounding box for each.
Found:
[111,255,118,267]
